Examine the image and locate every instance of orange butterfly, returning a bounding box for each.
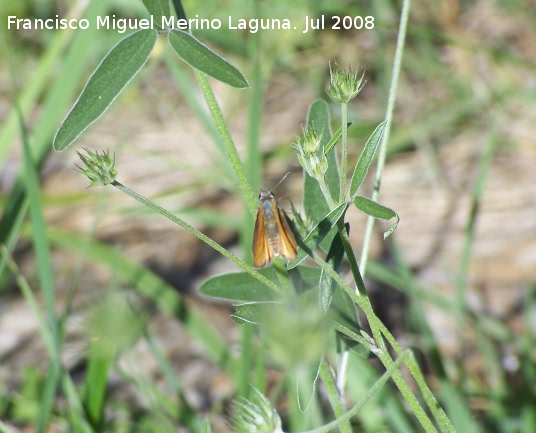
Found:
[252,190,298,268]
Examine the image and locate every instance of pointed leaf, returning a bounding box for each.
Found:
[200,268,280,303]
[349,121,387,196]
[288,202,349,269]
[296,359,321,413]
[332,293,362,335]
[319,225,346,313]
[353,195,399,238]
[53,29,158,151]
[168,30,248,88]
[231,302,280,325]
[323,122,352,156]
[200,266,322,302]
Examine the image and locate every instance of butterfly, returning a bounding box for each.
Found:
[252,189,298,268]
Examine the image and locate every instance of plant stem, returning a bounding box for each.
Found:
[194,70,258,215]
[318,359,353,433]
[111,181,284,296]
[359,0,410,276]
[301,351,411,433]
[338,102,348,203]
[317,177,338,210]
[310,251,442,433]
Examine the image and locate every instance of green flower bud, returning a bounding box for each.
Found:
[292,127,326,180]
[232,387,283,433]
[326,63,366,103]
[303,127,324,153]
[75,148,117,186]
[308,154,328,181]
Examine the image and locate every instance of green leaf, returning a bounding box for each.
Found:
[231,302,280,325]
[200,266,322,303]
[142,0,171,26]
[296,359,321,413]
[323,122,352,157]
[353,195,399,238]
[53,29,158,151]
[349,121,386,196]
[168,30,248,88]
[319,226,346,313]
[333,303,362,345]
[303,100,338,223]
[200,268,280,303]
[288,202,349,269]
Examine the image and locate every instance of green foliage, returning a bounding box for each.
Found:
[53,29,158,151]
[200,266,320,302]
[318,227,346,313]
[168,30,248,88]
[288,202,349,269]
[53,7,247,153]
[2,0,535,432]
[353,195,399,239]
[349,121,386,197]
[303,100,339,222]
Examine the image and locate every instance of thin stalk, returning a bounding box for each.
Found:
[310,175,353,432]
[111,181,283,296]
[310,180,447,430]
[17,96,62,433]
[333,219,364,396]
[456,113,499,308]
[378,317,455,432]
[317,176,338,210]
[318,359,353,433]
[301,351,411,433]
[338,102,348,202]
[359,0,410,276]
[300,174,351,430]
[194,70,257,215]
[310,251,442,433]
[336,221,366,297]
[335,0,410,417]
[454,111,499,391]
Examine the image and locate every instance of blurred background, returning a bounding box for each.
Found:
[1,0,535,432]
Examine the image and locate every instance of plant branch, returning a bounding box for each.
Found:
[112,181,284,296]
[194,70,258,215]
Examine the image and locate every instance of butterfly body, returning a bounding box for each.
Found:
[252,190,297,268]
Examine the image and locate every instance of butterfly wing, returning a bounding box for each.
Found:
[275,206,298,262]
[252,206,273,268]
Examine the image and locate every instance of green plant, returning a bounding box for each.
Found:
[52,0,458,431]
[7,0,515,431]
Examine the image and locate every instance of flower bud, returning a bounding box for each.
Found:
[292,127,326,181]
[232,387,283,433]
[326,63,366,103]
[75,148,117,186]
